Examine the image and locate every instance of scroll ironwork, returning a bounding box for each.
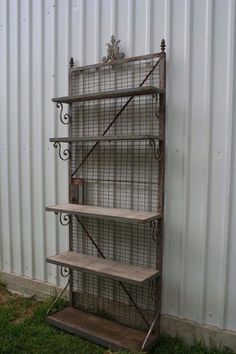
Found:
[56,102,71,125]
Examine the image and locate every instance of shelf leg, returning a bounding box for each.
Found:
[141,312,159,351]
[46,266,70,316]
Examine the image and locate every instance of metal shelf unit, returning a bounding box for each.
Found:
[45,39,166,352]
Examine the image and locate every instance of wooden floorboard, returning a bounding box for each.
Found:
[46,306,158,351]
[46,203,161,223]
[47,251,160,284]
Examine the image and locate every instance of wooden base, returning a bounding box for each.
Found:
[46,306,159,352]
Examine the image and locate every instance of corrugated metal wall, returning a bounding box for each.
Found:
[0,0,235,331]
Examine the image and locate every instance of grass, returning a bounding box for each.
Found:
[0,282,233,354]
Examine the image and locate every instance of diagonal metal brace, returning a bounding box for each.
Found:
[74,214,151,327]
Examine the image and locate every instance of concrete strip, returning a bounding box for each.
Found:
[161,314,236,350]
[0,270,69,300]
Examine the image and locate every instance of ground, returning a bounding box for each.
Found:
[0,282,233,354]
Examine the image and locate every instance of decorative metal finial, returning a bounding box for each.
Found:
[102,35,125,63]
[161,39,166,52]
[69,57,74,68]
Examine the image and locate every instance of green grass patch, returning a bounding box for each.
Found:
[0,284,233,354]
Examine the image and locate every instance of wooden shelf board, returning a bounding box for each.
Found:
[47,251,160,284]
[46,203,161,223]
[49,134,163,142]
[52,86,164,104]
[46,306,158,351]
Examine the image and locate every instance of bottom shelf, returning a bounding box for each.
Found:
[46,306,159,352]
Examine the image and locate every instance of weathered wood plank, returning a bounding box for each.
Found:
[49,134,163,142]
[52,86,164,104]
[47,251,160,284]
[46,307,159,351]
[45,203,161,223]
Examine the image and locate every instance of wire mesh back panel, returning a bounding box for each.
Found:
[69,54,164,331]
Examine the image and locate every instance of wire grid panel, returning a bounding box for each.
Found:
[69,55,162,330]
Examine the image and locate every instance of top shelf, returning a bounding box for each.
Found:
[52,86,164,104]
[49,134,163,143]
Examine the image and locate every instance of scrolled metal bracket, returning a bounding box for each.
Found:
[56,102,71,125]
[55,212,71,226]
[60,213,71,226]
[53,142,71,161]
[150,219,159,241]
[152,93,163,120]
[149,139,163,161]
[60,266,70,277]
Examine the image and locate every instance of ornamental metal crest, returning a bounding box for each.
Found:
[102,35,125,63]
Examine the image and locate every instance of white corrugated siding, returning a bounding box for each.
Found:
[0,0,235,331]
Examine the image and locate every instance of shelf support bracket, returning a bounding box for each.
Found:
[153,93,163,120]
[53,142,71,161]
[60,266,70,278]
[56,102,71,125]
[55,212,71,226]
[149,139,163,161]
[150,219,159,241]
